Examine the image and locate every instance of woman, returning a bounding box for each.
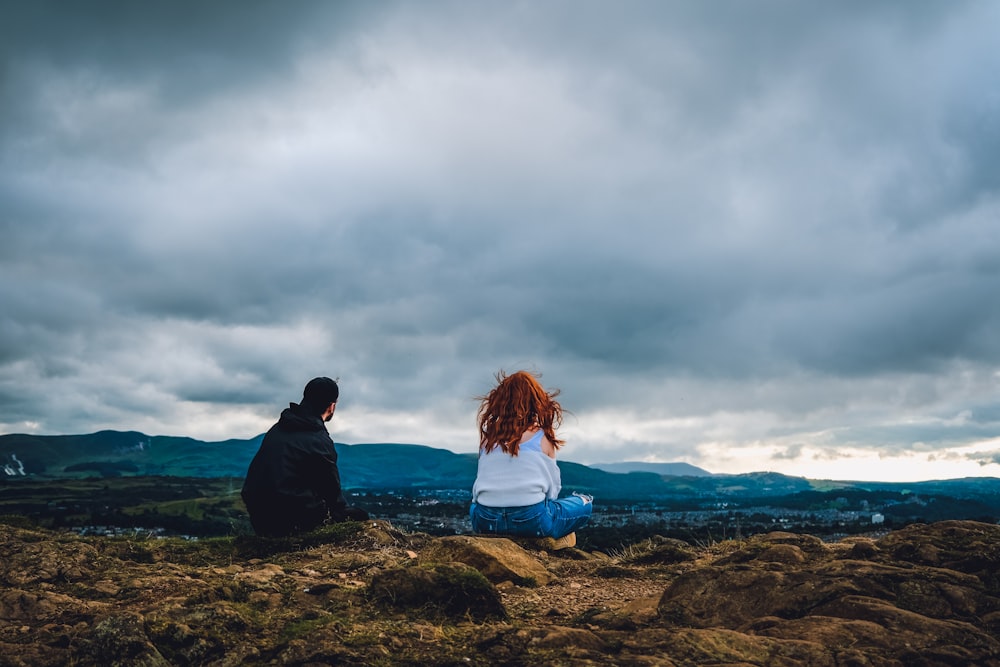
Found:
[469,370,593,546]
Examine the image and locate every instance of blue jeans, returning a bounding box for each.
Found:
[469,494,593,539]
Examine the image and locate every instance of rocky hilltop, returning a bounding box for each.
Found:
[1,518,998,666]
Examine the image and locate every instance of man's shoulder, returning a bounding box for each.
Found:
[268,424,333,448]
[274,407,327,432]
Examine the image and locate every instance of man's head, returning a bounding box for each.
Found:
[301,376,339,420]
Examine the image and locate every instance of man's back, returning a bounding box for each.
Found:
[242,388,349,536]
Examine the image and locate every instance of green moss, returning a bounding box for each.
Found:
[233,521,368,558]
[279,613,338,643]
[369,563,506,622]
[0,514,36,529]
[96,534,240,566]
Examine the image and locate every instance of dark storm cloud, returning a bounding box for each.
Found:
[1,1,379,105]
[1,1,998,479]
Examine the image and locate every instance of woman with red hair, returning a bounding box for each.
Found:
[469,370,593,547]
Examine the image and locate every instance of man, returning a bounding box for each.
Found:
[242,377,369,537]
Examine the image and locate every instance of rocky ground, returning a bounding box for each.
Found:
[0,517,998,666]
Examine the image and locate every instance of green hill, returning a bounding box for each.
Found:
[3,431,1000,509]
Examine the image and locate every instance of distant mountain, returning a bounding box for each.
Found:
[3,431,1000,506]
[337,443,477,489]
[591,461,712,477]
[0,431,263,478]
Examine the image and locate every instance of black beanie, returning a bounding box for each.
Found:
[301,376,339,411]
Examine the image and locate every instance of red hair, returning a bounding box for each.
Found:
[478,370,564,455]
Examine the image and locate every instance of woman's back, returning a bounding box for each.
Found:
[472,430,561,507]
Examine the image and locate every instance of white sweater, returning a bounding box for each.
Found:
[471,431,561,507]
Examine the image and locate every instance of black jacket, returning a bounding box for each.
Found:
[241,403,349,536]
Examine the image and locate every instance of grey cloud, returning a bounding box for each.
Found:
[1,1,379,100]
[1,2,999,480]
[773,445,805,461]
[968,451,1000,467]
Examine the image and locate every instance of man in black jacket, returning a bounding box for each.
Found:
[242,377,369,537]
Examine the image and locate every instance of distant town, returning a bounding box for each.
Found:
[337,488,940,550]
[2,429,997,552]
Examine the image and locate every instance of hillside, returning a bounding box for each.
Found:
[0,431,262,479]
[592,461,712,476]
[5,431,1000,507]
[0,518,998,665]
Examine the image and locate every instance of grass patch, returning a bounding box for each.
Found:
[0,514,36,529]
[232,521,369,558]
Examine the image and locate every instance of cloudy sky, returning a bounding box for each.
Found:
[2,1,999,482]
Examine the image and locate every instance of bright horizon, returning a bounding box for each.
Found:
[7,422,1000,484]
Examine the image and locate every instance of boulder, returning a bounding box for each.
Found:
[80,613,170,667]
[619,626,837,667]
[368,562,506,621]
[656,523,1000,665]
[877,520,1000,587]
[419,535,553,586]
[529,625,610,657]
[624,536,699,565]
